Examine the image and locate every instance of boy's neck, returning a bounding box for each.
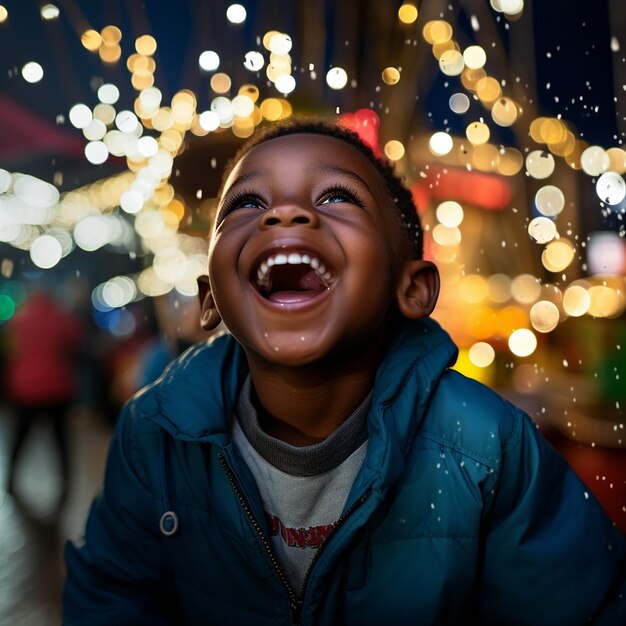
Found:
[246,348,384,447]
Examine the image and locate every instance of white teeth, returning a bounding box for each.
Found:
[255,252,334,290]
[287,253,302,264]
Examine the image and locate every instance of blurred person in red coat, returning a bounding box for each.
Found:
[4,288,84,500]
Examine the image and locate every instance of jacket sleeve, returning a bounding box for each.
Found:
[63,400,180,625]
[471,409,626,626]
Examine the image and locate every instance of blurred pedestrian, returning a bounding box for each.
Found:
[4,288,83,501]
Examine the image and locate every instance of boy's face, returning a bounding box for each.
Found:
[207,133,407,367]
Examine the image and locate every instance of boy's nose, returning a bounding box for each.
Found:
[259,204,319,229]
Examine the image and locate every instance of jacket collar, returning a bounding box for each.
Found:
[146,318,458,453]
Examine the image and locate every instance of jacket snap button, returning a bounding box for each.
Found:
[159,511,179,536]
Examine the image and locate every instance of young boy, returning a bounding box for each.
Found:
[64,119,626,625]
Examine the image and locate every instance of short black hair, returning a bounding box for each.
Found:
[218,117,423,259]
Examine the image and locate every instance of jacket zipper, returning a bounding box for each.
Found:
[218,451,371,626]
[218,453,301,621]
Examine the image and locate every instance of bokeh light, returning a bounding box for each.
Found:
[326,67,348,89]
[30,234,62,268]
[398,4,418,23]
[449,92,470,114]
[596,171,626,205]
[429,132,453,156]
[526,150,555,179]
[468,342,495,367]
[535,185,565,217]
[40,4,60,20]
[199,50,220,71]
[530,300,560,333]
[244,51,265,71]
[382,67,400,85]
[436,201,464,227]
[226,4,246,24]
[527,216,557,243]
[508,328,537,357]
[563,285,590,317]
[22,62,44,83]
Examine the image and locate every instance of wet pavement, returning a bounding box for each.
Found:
[0,406,111,626]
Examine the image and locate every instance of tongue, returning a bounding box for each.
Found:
[267,266,326,303]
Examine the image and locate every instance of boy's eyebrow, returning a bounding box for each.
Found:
[224,170,265,193]
[316,164,375,196]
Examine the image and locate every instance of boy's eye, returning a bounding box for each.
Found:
[320,186,363,207]
[221,192,265,216]
[238,198,261,209]
[322,193,350,204]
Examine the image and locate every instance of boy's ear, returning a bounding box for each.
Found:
[395,260,440,320]
[196,275,222,331]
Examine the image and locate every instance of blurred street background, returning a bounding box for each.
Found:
[0,0,625,623]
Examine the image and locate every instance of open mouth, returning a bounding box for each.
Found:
[253,251,335,303]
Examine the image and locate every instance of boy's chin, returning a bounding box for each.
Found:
[242,330,339,369]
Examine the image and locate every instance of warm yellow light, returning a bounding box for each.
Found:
[467,308,497,339]
[453,349,494,385]
[475,76,501,103]
[539,118,567,144]
[562,285,590,317]
[99,44,122,64]
[472,143,500,171]
[131,73,154,90]
[135,34,157,56]
[263,30,281,50]
[210,73,232,94]
[238,84,260,102]
[384,140,405,161]
[487,274,511,303]
[101,25,122,45]
[466,121,490,145]
[260,98,283,121]
[587,286,623,318]
[529,300,560,333]
[428,132,453,156]
[491,97,518,126]
[398,4,418,24]
[542,239,575,272]
[460,68,485,91]
[428,20,453,44]
[463,45,486,69]
[152,108,174,132]
[458,274,488,303]
[382,67,401,85]
[439,50,464,76]
[529,117,547,143]
[525,150,555,179]
[607,147,626,174]
[468,341,496,367]
[508,328,537,357]
[436,200,464,227]
[510,273,541,304]
[81,29,102,51]
[432,224,461,246]
[496,148,524,176]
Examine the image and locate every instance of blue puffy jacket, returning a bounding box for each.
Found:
[63,318,626,625]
